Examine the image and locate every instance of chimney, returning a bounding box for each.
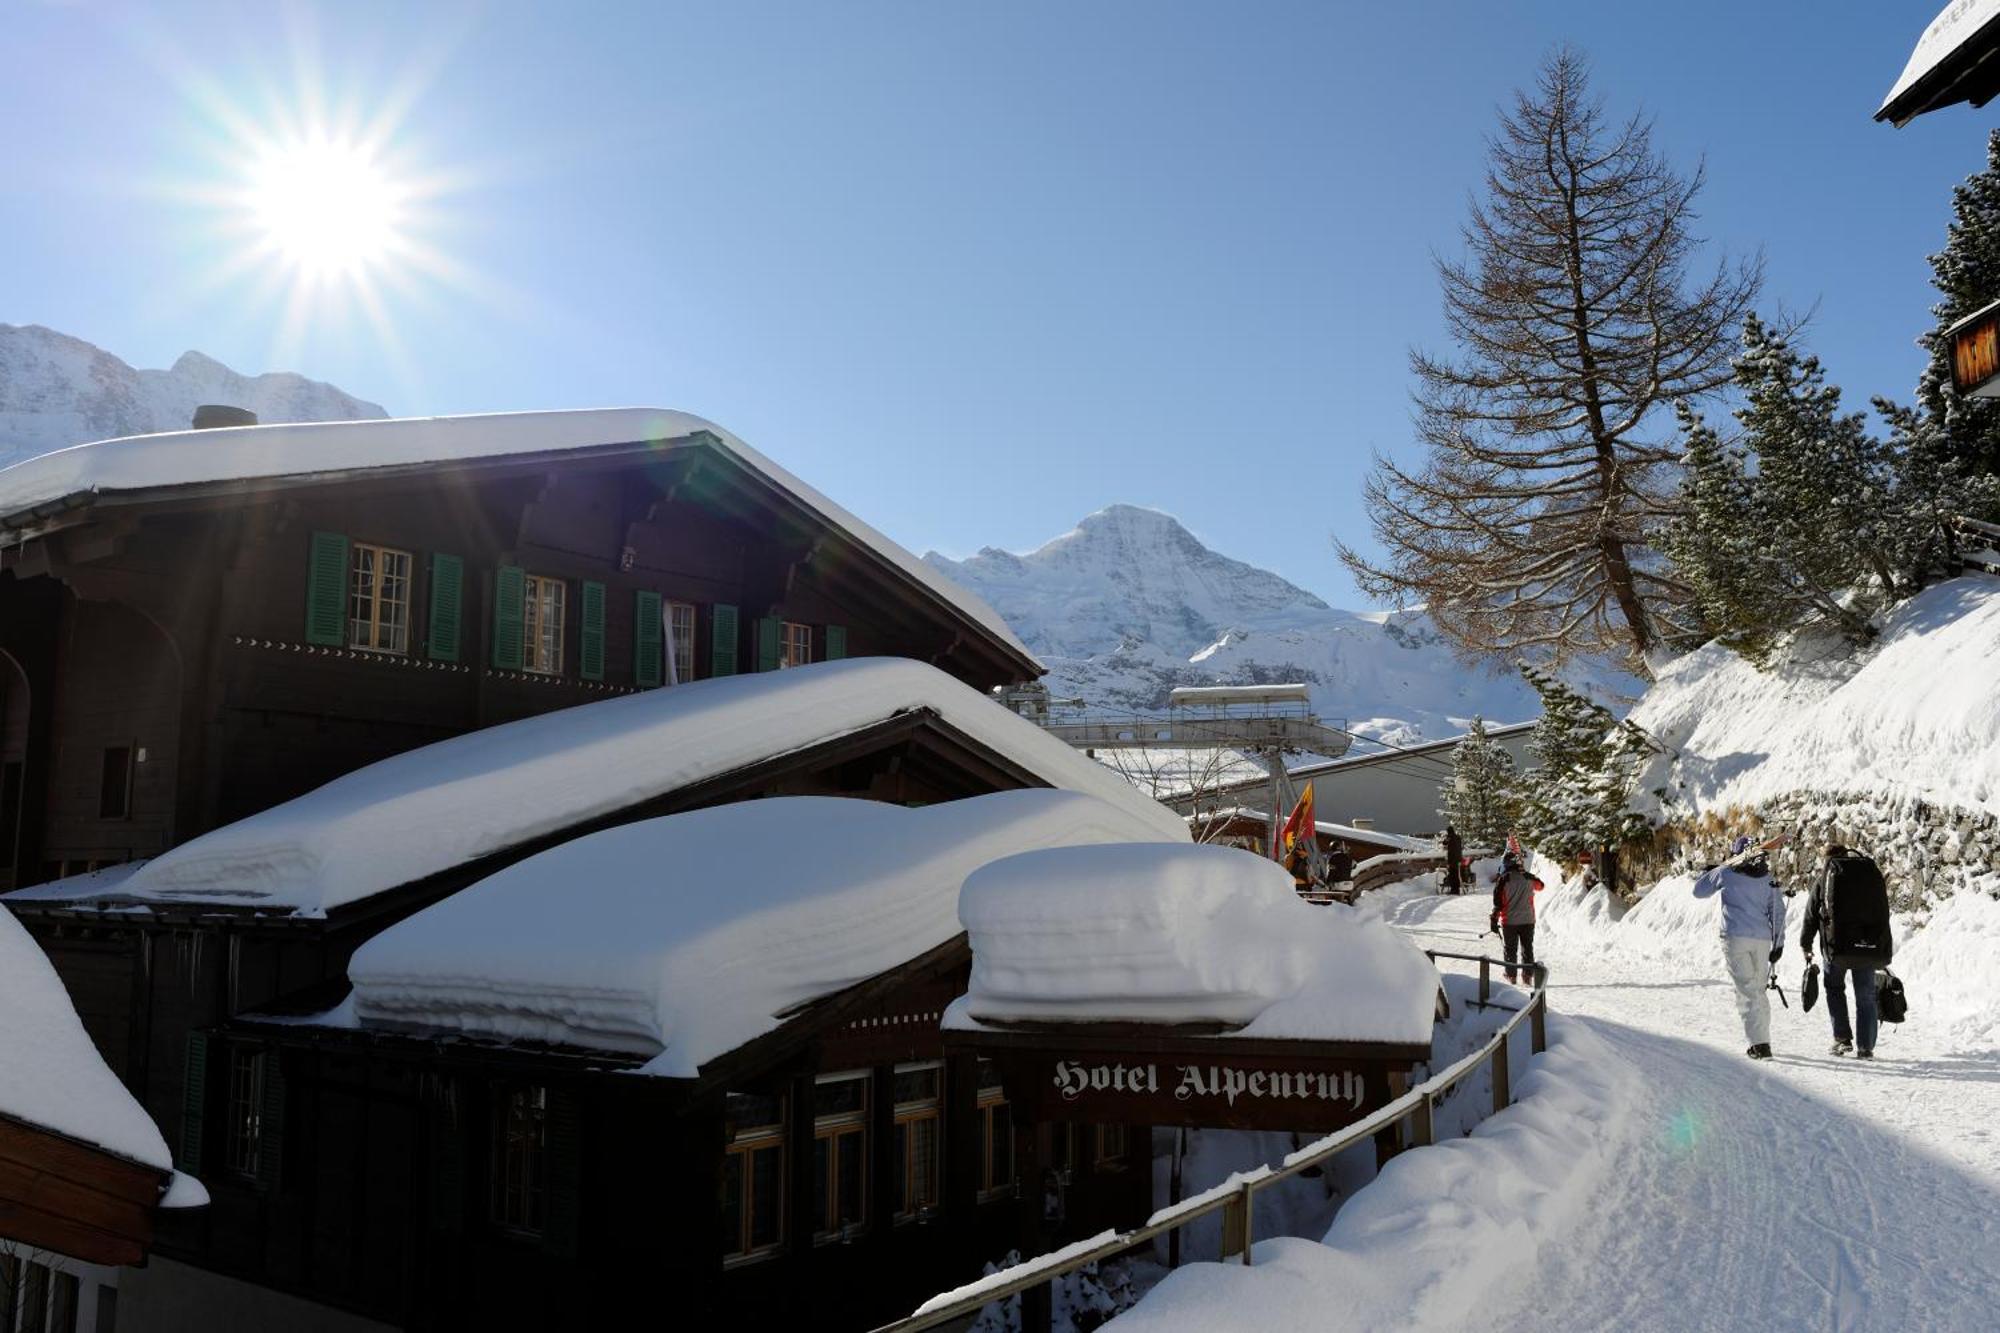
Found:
[192,404,258,430]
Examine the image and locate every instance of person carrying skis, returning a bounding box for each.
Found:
[1488,851,1542,984]
[1692,834,1787,1060]
[1799,844,1892,1060]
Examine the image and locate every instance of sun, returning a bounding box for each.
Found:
[247,138,406,278]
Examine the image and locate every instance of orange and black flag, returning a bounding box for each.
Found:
[1279,782,1316,858]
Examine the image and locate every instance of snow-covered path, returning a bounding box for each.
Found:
[1382,890,2000,1332]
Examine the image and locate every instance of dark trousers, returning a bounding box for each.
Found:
[1503,923,1536,980]
[1826,960,1879,1053]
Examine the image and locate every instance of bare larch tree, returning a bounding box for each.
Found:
[1339,48,1761,677]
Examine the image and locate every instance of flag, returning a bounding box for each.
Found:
[1279,782,1316,858]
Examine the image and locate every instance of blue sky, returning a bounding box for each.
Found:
[1,1,1988,608]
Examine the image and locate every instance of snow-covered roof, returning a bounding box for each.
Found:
[9,658,1185,918]
[0,406,1034,667]
[946,842,1438,1045]
[1880,0,2000,120]
[1190,806,1434,852]
[0,904,173,1170]
[342,790,1180,1076]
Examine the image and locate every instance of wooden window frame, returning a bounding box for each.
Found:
[521,576,566,677]
[722,1094,786,1265]
[347,541,414,654]
[892,1062,943,1222]
[812,1071,870,1241]
[491,1085,549,1237]
[976,1064,1014,1202]
[667,600,698,684]
[224,1047,265,1179]
[780,621,814,670]
[1094,1122,1128,1170]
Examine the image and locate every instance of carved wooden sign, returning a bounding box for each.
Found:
[950,1029,1426,1134]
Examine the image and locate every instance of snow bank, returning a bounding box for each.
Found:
[0,406,1031,663]
[347,790,1178,1076]
[949,843,1437,1044]
[0,904,173,1170]
[1892,891,2000,1050]
[1634,578,2000,821]
[24,657,1183,916]
[1106,1018,1643,1332]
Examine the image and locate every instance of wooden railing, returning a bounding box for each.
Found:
[1956,514,2000,577]
[868,954,1550,1333]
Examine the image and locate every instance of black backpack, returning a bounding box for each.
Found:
[1820,851,1893,967]
[1878,969,1908,1024]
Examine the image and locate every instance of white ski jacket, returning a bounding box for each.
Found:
[1692,865,1786,945]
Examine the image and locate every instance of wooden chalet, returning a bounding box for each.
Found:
[0,408,1153,1330]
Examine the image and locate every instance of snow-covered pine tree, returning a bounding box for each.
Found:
[1515,665,1653,867]
[1873,397,2000,580]
[1918,129,2000,479]
[1337,48,1761,678]
[1440,716,1519,849]
[1665,404,1775,658]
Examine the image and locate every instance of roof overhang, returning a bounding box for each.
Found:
[0,1110,172,1266]
[1878,0,2000,126]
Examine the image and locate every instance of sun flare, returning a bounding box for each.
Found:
[247,138,405,277]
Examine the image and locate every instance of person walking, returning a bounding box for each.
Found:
[1692,834,1787,1060]
[1488,851,1542,984]
[1800,844,1892,1060]
[1443,825,1465,894]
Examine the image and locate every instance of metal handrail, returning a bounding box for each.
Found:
[868,955,1551,1333]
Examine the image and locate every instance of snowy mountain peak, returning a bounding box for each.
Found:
[0,324,387,467]
[927,506,1545,744]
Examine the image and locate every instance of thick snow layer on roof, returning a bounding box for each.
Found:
[947,842,1438,1044]
[0,904,173,1169]
[1630,579,2000,821]
[345,790,1179,1076]
[21,657,1183,916]
[0,406,1032,664]
[1881,0,2000,112]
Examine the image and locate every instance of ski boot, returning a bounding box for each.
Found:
[1830,1039,1853,1057]
[1746,1044,1772,1060]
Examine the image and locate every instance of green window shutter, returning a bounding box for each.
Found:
[579,580,606,681]
[756,617,782,672]
[305,532,349,646]
[427,553,464,663]
[542,1089,583,1259]
[255,1051,287,1192]
[427,1077,465,1235]
[710,604,739,677]
[179,1032,208,1175]
[825,624,848,661]
[633,591,663,687]
[492,565,526,670]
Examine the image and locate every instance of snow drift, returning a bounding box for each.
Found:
[347,790,1179,1076]
[34,657,1184,916]
[950,842,1438,1045]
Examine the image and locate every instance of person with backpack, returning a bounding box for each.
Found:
[1488,851,1543,984]
[1692,834,1787,1060]
[1800,844,1894,1059]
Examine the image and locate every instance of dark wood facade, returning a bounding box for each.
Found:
[201,940,1149,1331]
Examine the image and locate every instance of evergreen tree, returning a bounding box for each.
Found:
[1918,129,2000,479]
[1439,716,1519,848]
[1337,48,1760,678]
[1515,665,1653,865]
[1665,404,1773,657]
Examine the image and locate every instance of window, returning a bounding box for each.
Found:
[1047,1122,1079,1181]
[1095,1123,1128,1168]
[977,1061,1014,1200]
[225,1047,265,1178]
[98,746,132,820]
[522,576,565,675]
[780,621,813,669]
[492,1085,548,1235]
[348,542,413,653]
[812,1072,869,1238]
[721,1092,785,1262]
[892,1064,942,1221]
[668,601,697,684]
